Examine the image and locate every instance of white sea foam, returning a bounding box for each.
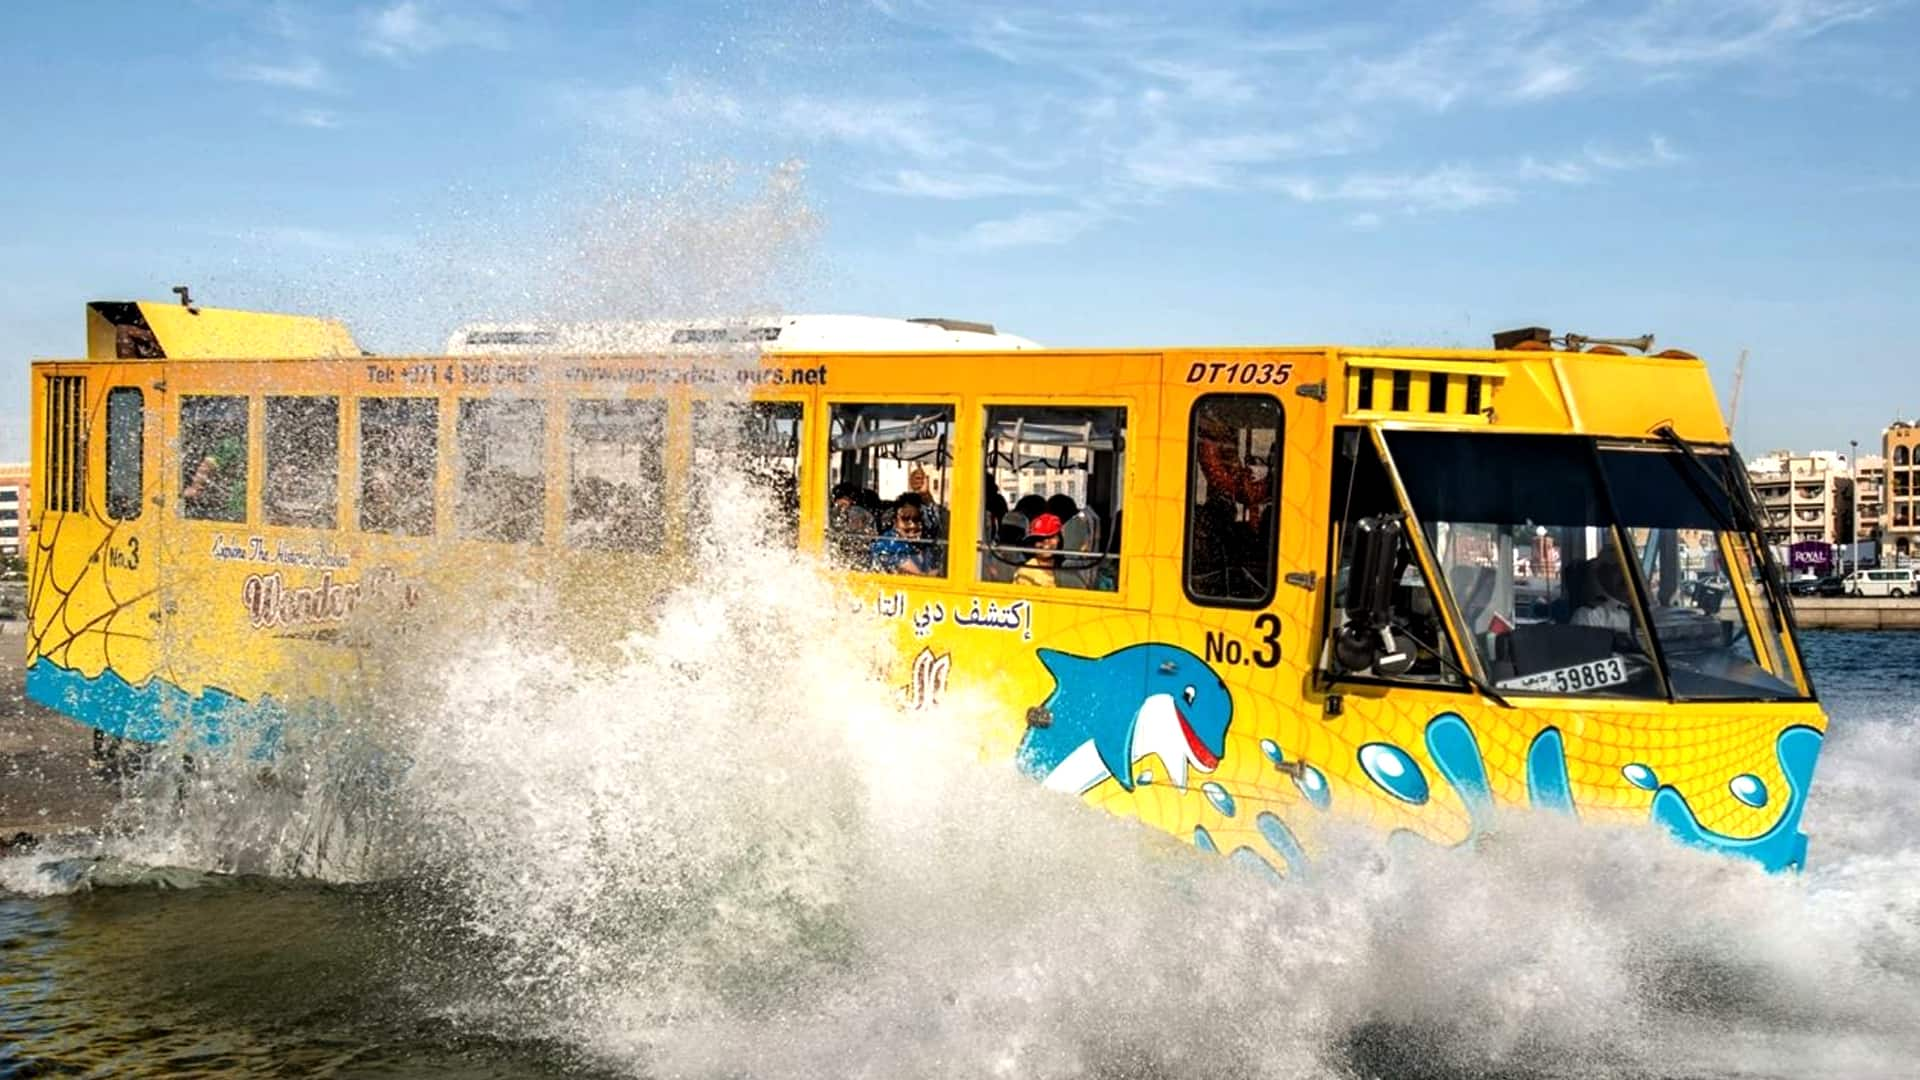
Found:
[342,491,1920,1078]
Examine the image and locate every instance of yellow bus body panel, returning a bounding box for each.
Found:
[25,316,1827,873]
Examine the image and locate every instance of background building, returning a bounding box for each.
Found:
[1855,453,1885,542]
[1884,423,1920,558]
[0,462,29,558]
[1748,450,1850,549]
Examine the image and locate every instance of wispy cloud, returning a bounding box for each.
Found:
[363,1,510,59]
[957,207,1106,250]
[560,81,958,161]
[1331,0,1882,111]
[1264,166,1517,213]
[1521,135,1683,184]
[554,1,1890,247]
[860,169,1060,199]
[1123,119,1372,192]
[224,56,335,92]
[277,107,344,130]
[564,80,746,133]
[775,97,956,160]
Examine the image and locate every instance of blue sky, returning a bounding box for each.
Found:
[2,0,1915,461]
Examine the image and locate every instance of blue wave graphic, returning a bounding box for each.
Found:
[25,659,284,748]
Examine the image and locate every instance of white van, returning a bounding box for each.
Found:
[1845,567,1918,597]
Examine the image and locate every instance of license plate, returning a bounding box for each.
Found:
[1497,656,1629,694]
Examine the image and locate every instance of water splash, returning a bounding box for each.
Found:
[1227,846,1284,884]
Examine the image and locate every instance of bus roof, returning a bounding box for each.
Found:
[85,300,363,360]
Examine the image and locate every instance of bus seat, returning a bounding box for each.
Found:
[1058,510,1099,589]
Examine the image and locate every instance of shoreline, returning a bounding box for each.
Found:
[1790,597,1920,630]
[0,621,114,844]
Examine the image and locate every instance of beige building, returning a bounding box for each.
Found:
[1854,453,1885,542]
[1883,422,1920,557]
[0,463,28,558]
[1747,450,1851,549]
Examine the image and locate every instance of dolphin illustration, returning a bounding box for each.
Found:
[1017,643,1234,795]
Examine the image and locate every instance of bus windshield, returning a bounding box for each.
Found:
[1384,430,1806,701]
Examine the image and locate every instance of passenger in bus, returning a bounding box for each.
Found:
[829,481,877,568]
[1014,513,1064,588]
[1014,494,1048,521]
[1572,556,1634,633]
[181,442,245,521]
[985,489,1008,537]
[907,466,944,536]
[871,502,941,576]
[1196,413,1273,508]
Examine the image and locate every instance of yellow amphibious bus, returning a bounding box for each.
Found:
[28,300,1824,874]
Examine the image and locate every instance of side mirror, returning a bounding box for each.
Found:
[1334,513,1414,676]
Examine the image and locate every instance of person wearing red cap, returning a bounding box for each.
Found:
[1015,512,1064,588]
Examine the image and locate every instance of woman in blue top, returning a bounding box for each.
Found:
[871,502,941,575]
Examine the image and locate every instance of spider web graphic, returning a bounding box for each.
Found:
[27,376,161,678]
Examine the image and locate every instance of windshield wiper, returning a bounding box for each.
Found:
[1653,423,1796,621]
[1653,425,1749,535]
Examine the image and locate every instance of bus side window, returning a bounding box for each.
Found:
[264,396,340,529]
[360,397,438,537]
[1184,394,1283,606]
[691,400,802,547]
[981,405,1126,592]
[568,399,666,553]
[104,387,144,520]
[179,395,249,523]
[827,403,953,576]
[458,398,546,544]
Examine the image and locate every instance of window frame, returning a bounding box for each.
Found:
[821,397,959,580]
[977,400,1131,595]
[1315,424,1470,693]
[1181,392,1286,609]
[262,394,342,530]
[104,386,144,521]
[688,397,806,548]
[358,395,441,538]
[455,395,550,545]
[1367,427,1811,703]
[177,393,252,524]
[564,395,669,553]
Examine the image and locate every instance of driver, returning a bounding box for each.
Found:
[1572,556,1633,633]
